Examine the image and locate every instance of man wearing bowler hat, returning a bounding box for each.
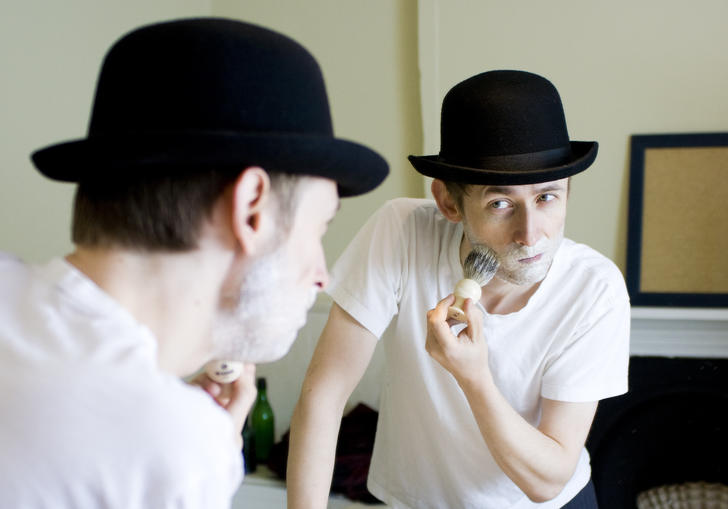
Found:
[288,71,629,508]
[0,18,387,508]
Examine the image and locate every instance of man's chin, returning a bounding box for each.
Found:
[231,332,299,364]
[240,346,292,364]
[496,266,549,286]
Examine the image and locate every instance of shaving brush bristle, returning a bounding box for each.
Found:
[447,244,500,322]
[462,244,499,286]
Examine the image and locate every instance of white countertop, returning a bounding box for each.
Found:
[231,467,388,509]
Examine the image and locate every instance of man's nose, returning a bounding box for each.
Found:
[513,207,540,247]
[316,270,330,291]
[314,252,330,291]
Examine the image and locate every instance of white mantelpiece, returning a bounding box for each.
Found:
[630,307,728,358]
[257,303,728,446]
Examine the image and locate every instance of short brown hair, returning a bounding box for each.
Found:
[72,170,302,251]
[443,180,471,213]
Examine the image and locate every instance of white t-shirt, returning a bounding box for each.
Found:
[328,198,630,509]
[0,253,243,509]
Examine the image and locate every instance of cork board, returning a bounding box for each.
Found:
[626,133,728,307]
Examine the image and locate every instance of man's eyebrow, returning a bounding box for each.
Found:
[533,183,567,193]
[482,183,566,196]
[482,186,514,196]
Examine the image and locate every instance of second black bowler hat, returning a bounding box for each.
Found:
[408,70,597,185]
[31,18,388,197]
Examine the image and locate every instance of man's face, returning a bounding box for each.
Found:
[212,177,339,363]
[459,178,569,286]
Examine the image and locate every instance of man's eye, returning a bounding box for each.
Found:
[539,193,556,202]
[490,200,509,209]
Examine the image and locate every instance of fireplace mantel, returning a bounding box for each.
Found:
[630,306,728,358]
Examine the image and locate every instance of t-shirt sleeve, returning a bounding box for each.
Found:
[541,290,631,403]
[327,199,412,338]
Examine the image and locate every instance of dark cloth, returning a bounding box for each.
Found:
[267,403,381,504]
[562,479,598,509]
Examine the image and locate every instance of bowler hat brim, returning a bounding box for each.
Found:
[31,131,388,197]
[408,141,598,186]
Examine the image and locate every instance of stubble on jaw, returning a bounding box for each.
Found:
[462,223,564,287]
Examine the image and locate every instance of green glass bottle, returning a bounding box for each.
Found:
[250,377,275,464]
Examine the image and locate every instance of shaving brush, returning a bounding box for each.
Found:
[447,244,499,322]
[204,360,244,384]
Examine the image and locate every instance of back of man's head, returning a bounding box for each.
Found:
[71,170,301,251]
[31,18,389,251]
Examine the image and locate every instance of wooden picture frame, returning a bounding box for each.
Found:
[626,132,728,307]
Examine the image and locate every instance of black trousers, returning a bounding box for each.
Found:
[561,479,598,509]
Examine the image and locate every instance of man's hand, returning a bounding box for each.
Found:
[191,363,257,448]
[425,294,490,387]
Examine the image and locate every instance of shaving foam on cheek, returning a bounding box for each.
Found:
[204,360,244,384]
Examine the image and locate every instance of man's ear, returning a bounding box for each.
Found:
[230,167,272,256]
[431,179,463,223]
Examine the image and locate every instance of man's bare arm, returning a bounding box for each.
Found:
[287,303,378,509]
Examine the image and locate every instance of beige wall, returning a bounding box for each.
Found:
[0,0,212,262]
[419,0,728,271]
[0,1,422,266]
[4,1,728,271]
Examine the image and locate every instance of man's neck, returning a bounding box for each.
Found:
[66,245,231,376]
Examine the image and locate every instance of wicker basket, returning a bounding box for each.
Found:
[637,482,728,509]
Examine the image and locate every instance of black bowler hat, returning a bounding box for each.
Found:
[31,18,388,197]
[408,70,597,185]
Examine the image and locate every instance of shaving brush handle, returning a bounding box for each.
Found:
[447,278,482,322]
[204,360,244,384]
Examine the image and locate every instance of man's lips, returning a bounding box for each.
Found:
[518,253,543,263]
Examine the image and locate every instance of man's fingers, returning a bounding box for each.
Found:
[431,294,456,320]
[460,299,484,343]
[426,294,459,353]
[225,363,257,428]
[191,372,223,398]
[428,294,456,333]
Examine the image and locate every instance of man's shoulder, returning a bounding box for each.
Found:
[0,253,71,304]
[0,251,22,266]
[553,239,628,298]
[353,197,444,244]
[0,253,44,327]
[0,252,29,289]
[558,239,622,274]
[377,197,438,220]
[374,197,451,233]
